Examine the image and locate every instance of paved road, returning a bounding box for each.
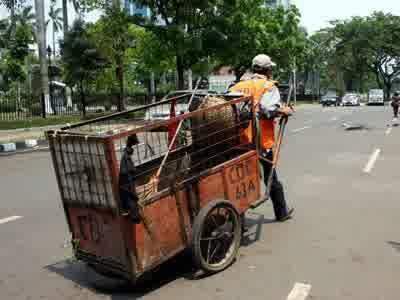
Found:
[1,104,400,300]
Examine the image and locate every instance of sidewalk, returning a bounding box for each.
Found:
[0,125,61,154]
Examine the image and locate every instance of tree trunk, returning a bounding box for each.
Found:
[80,80,86,117]
[34,0,51,115]
[384,80,392,101]
[10,1,16,32]
[176,55,185,89]
[112,0,121,9]
[62,0,68,37]
[188,69,193,90]
[53,25,56,60]
[116,55,125,111]
[374,70,383,89]
[150,72,156,102]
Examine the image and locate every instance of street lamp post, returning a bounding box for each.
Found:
[46,45,54,114]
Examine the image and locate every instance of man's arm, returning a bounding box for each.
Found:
[258,85,292,119]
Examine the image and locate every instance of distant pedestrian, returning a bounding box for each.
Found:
[391,92,400,120]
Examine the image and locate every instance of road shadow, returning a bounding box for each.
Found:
[241,212,275,247]
[388,241,400,253]
[45,252,197,299]
[44,214,275,298]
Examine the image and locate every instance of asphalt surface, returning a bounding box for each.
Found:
[1,104,400,300]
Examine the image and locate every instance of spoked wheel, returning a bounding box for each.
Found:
[191,200,242,273]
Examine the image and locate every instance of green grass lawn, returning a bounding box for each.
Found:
[0,110,146,130]
[0,115,84,130]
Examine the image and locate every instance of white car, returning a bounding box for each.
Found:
[367,89,384,106]
[341,93,361,106]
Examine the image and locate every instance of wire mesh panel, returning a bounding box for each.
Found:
[50,135,116,210]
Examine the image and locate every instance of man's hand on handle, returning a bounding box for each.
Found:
[278,106,294,117]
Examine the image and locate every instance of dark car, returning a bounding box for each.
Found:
[321,91,340,107]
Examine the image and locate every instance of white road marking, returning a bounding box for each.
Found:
[292,126,311,133]
[287,283,312,300]
[385,127,392,136]
[0,216,23,225]
[363,149,381,173]
[330,117,338,121]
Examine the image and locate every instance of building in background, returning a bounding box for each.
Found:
[123,0,151,18]
[265,0,291,9]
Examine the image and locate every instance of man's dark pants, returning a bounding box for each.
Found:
[392,102,399,118]
[260,149,289,220]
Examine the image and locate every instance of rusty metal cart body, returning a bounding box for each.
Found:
[46,93,278,282]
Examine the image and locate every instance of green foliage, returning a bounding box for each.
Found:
[9,23,32,60]
[48,5,63,33]
[132,0,233,87]
[0,19,34,90]
[0,4,35,92]
[90,8,133,57]
[16,5,36,29]
[60,20,107,87]
[70,1,308,88]
[325,12,400,97]
[87,8,173,94]
[211,2,306,80]
[0,0,27,14]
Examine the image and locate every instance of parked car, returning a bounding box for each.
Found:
[321,91,340,107]
[341,93,361,106]
[367,89,384,106]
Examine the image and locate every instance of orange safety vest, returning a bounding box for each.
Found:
[230,78,276,149]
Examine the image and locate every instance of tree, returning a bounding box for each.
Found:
[47,1,63,59]
[328,12,400,99]
[303,30,336,96]
[0,6,34,93]
[127,25,174,87]
[88,8,135,111]
[34,0,51,113]
[16,5,35,28]
[131,0,228,89]
[62,0,68,37]
[60,20,107,116]
[0,17,12,49]
[209,2,307,81]
[0,0,27,25]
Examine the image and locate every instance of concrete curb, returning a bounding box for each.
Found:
[0,139,49,156]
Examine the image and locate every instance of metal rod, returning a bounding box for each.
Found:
[61,93,192,130]
[54,96,252,141]
[154,78,202,188]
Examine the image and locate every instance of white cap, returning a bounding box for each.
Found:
[252,54,276,69]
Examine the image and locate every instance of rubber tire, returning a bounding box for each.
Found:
[191,199,242,274]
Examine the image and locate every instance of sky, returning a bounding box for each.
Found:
[292,0,400,33]
[2,0,400,40]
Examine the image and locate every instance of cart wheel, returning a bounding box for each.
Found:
[191,199,242,273]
